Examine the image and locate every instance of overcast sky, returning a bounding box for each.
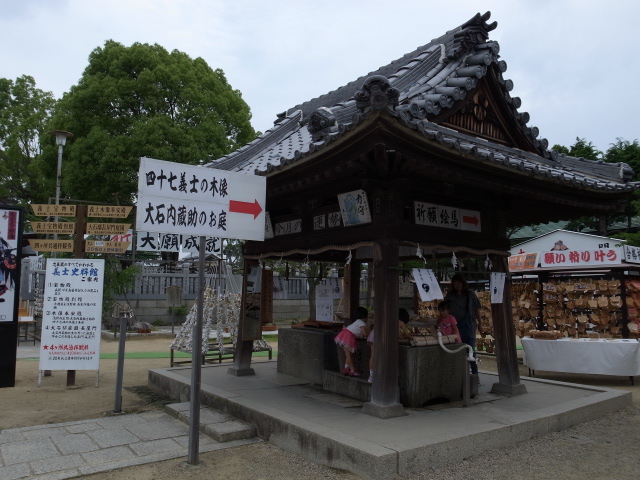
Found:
[2,0,638,155]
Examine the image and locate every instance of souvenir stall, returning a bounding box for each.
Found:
[508,230,640,381]
[205,12,638,417]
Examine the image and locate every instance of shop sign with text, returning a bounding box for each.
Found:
[414,202,481,232]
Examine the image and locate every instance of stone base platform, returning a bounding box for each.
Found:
[148,361,631,480]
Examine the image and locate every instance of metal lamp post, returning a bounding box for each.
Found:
[49,130,74,228]
[46,130,73,380]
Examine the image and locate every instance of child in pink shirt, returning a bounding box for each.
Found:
[437,300,461,343]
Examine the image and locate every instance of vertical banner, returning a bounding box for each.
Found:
[412,268,444,302]
[325,277,343,299]
[490,272,506,304]
[337,189,372,226]
[0,207,21,322]
[273,276,288,300]
[39,259,105,371]
[0,206,22,388]
[315,284,334,322]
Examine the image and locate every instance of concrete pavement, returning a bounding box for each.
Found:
[0,409,259,480]
[150,360,632,480]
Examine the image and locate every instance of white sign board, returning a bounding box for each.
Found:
[539,248,622,268]
[136,157,266,241]
[412,268,444,302]
[136,231,159,252]
[623,245,640,264]
[315,285,334,322]
[39,259,105,371]
[414,202,481,232]
[338,190,371,226]
[512,230,621,256]
[182,235,222,255]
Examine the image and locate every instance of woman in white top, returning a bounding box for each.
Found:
[334,307,369,377]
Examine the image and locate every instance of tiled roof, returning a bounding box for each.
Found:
[207,12,636,192]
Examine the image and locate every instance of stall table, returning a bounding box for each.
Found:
[521,337,640,384]
[18,318,37,346]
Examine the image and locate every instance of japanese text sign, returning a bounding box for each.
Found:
[273,276,288,300]
[30,221,75,235]
[87,206,133,218]
[412,268,444,302]
[414,202,481,232]
[182,235,222,254]
[623,245,640,264]
[315,285,334,322]
[29,240,74,252]
[275,219,302,236]
[136,157,266,241]
[540,248,621,268]
[86,223,131,235]
[31,204,76,216]
[39,259,104,371]
[338,190,371,226]
[508,253,538,271]
[85,240,130,254]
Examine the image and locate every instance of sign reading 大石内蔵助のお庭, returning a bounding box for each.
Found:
[136,157,267,241]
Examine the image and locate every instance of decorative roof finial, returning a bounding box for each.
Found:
[307,107,339,142]
[354,75,399,114]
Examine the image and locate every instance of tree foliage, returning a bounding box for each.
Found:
[0,75,56,205]
[554,137,640,234]
[49,40,257,204]
[552,137,602,160]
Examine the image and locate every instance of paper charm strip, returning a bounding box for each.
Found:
[490,272,506,304]
[273,276,289,300]
[412,268,444,302]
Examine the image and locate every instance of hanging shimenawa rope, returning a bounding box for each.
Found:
[243,241,509,261]
[243,241,374,260]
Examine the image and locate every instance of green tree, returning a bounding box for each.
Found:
[48,40,256,204]
[556,137,639,234]
[606,138,640,231]
[553,137,602,160]
[0,75,56,205]
[606,138,640,179]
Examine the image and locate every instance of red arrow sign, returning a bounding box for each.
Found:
[229,199,263,219]
[462,215,479,226]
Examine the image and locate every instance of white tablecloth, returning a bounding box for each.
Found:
[521,337,640,376]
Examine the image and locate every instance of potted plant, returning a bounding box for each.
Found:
[261,322,277,332]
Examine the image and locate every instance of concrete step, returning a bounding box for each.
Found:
[165,402,257,442]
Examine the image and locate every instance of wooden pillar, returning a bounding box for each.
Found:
[343,261,361,320]
[489,254,527,395]
[228,259,255,376]
[362,239,405,418]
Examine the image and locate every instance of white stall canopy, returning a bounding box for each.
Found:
[508,229,640,272]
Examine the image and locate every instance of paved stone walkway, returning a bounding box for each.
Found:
[0,410,259,480]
